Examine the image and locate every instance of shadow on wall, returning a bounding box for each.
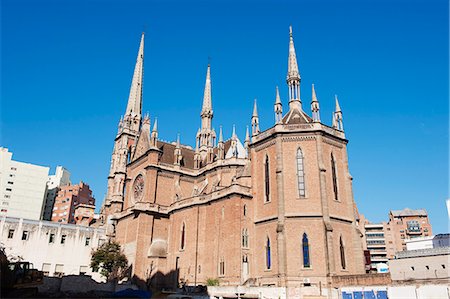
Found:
[133,269,180,292]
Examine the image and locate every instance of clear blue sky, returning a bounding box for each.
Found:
[1,0,448,233]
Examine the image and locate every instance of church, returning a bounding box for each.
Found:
[101,27,366,290]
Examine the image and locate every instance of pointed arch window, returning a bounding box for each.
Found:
[331,153,339,201]
[340,236,346,269]
[266,237,272,270]
[243,204,247,217]
[296,148,306,197]
[180,223,186,250]
[264,155,270,202]
[242,229,249,248]
[219,257,225,276]
[302,233,310,268]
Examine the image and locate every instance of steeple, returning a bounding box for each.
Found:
[124,33,145,132]
[197,64,216,154]
[334,95,344,131]
[311,84,320,122]
[286,26,302,111]
[274,86,283,124]
[251,99,260,136]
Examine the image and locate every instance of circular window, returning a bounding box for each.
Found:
[133,174,145,202]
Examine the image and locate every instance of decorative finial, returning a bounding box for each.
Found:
[219,125,223,142]
[289,25,293,37]
[152,117,158,132]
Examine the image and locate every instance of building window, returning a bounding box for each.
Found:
[180,223,186,250]
[85,237,91,246]
[61,234,66,244]
[411,266,415,271]
[22,231,29,240]
[242,229,249,248]
[243,204,247,217]
[54,264,64,278]
[340,237,346,270]
[264,155,270,202]
[302,233,310,268]
[10,167,17,171]
[49,233,55,243]
[296,148,306,197]
[266,237,271,270]
[219,257,225,276]
[331,154,338,201]
[79,266,88,275]
[7,181,13,185]
[4,195,10,199]
[442,264,446,269]
[5,188,12,192]
[42,263,51,276]
[7,229,14,239]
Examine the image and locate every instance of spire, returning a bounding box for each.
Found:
[151,117,158,146]
[287,26,300,81]
[274,86,283,124]
[219,125,223,143]
[125,32,145,118]
[244,126,250,158]
[286,26,302,111]
[201,64,212,116]
[334,95,344,131]
[217,125,224,160]
[251,99,260,136]
[174,134,183,166]
[232,124,237,139]
[311,84,320,122]
[335,95,342,113]
[198,63,215,152]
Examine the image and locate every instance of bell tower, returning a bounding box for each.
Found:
[102,33,145,219]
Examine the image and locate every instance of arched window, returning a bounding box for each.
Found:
[219,257,225,276]
[243,204,247,217]
[340,236,346,269]
[297,148,306,197]
[242,229,249,248]
[302,233,310,268]
[331,153,338,201]
[264,155,270,202]
[180,223,186,250]
[266,237,271,270]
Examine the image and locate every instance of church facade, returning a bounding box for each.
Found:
[101,27,365,289]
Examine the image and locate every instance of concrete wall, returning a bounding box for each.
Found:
[389,251,449,281]
[0,216,106,282]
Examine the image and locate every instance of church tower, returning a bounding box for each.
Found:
[102,33,145,219]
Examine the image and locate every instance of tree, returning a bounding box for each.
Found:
[90,241,128,280]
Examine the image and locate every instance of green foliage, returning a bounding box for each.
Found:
[90,241,128,280]
[206,278,220,286]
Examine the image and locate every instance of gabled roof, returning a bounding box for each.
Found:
[281,108,313,124]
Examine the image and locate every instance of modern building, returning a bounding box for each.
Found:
[361,220,390,272]
[0,216,106,281]
[51,182,95,224]
[388,208,432,254]
[0,148,49,220]
[101,28,366,291]
[42,166,71,221]
[405,234,450,251]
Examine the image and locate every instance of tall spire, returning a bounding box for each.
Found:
[125,32,145,117]
[201,64,212,117]
[251,99,260,136]
[274,86,283,124]
[286,26,302,111]
[311,84,320,122]
[217,125,224,160]
[244,126,250,158]
[198,63,216,154]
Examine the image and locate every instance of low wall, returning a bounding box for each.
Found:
[331,273,392,287]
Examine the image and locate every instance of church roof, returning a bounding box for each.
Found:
[157,141,195,169]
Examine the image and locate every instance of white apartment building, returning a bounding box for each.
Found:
[42,166,71,220]
[0,148,49,220]
[0,216,106,281]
